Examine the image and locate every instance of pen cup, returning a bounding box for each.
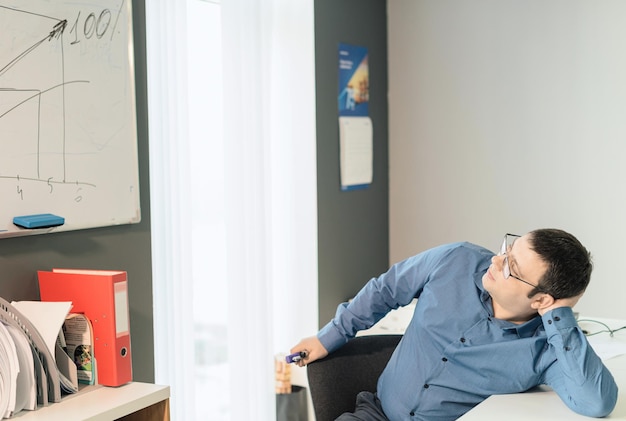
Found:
[274,353,292,394]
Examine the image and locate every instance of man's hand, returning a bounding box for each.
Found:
[290,336,329,367]
[538,293,583,316]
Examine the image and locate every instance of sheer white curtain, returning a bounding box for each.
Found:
[222,0,317,419]
[146,0,317,419]
[145,1,196,419]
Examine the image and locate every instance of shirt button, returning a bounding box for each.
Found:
[410,411,415,416]
[460,337,466,343]
[442,357,448,362]
[554,316,561,321]
[548,320,553,324]
[424,384,429,389]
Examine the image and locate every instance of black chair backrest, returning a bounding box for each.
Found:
[307,334,402,421]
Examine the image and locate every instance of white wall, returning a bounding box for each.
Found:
[388,0,626,319]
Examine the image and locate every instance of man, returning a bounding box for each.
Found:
[291,229,618,420]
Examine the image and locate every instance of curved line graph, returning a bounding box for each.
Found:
[1,1,126,190]
[0,6,90,187]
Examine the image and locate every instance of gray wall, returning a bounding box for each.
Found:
[388,0,626,319]
[315,0,389,326]
[0,0,155,383]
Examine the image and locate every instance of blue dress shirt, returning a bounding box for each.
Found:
[318,242,618,420]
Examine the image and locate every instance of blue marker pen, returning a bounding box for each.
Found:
[285,351,307,364]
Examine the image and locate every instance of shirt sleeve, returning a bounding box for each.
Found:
[317,244,452,354]
[542,307,618,417]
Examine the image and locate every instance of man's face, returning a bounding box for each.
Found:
[482,234,548,321]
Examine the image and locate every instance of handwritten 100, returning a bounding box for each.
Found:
[68,7,122,44]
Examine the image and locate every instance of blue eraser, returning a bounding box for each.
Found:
[13,214,65,229]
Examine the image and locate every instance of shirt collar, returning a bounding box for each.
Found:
[474,268,543,338]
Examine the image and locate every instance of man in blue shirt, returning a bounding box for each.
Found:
[291,229,618,420]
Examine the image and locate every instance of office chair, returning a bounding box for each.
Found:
[306,334,402,421]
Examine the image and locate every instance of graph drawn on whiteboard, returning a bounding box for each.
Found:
[0,0,140,238]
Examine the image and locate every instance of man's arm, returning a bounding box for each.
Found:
[289,243,470,366]
[290,246,444,364]
[541,306,618,417]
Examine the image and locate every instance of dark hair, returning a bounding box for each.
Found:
[526,228,593,299]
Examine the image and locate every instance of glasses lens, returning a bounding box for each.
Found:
[500,235,512,280]
[502,256,510,279]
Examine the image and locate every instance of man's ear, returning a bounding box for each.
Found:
[530,292,555,311]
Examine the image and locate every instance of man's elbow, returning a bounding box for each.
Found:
[570,387,618,418]
[582,398,617,418]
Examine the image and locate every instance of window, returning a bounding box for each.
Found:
[147,1,317,419]
[186,1,228,419]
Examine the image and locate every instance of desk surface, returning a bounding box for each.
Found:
[12,382,170,421]
[459,318,626,420]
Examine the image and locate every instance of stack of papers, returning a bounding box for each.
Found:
[0,316,39,417]
[4,324,36,415]
[0,297,87,418]
[11,301,79,396]
[0,322,20,417]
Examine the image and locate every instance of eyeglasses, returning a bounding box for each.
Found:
[498,233,541,289]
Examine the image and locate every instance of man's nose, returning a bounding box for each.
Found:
[492,254,505,270]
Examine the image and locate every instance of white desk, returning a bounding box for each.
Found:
[12,382,170,421]
[459,318,626,420]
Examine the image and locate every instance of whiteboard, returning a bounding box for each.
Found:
[0,0,140,238]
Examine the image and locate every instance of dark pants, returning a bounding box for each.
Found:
[335,391,390,421]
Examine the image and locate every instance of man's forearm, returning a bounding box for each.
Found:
[543,307,618,417]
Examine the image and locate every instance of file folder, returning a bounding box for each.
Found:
[38,269,132,387]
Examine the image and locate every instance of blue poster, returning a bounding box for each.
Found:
[338,43,369,117]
